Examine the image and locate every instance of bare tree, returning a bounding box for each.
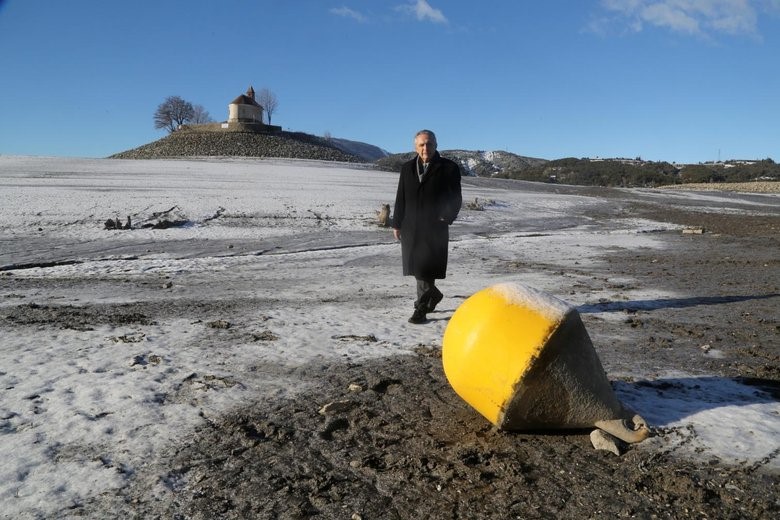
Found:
[153,96,194,133]
[257,88,279,125]
[190,104,213,124]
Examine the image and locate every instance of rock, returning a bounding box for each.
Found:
[590,428,627,456]
[252,330,279,341]
[318,399,353,415]
[377,204,390,227]
[130,353,161,367]
[110,332,146,343]
[348,383,364,393]
[207,320,231,329]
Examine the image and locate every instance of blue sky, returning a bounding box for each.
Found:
[0,0,778,163]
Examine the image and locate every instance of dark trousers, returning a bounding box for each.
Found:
[415,278,441,310]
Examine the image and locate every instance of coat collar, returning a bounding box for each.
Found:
[415,151,441,184]
[417,151,441,166]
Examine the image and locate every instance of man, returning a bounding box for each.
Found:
[392,130,462,324]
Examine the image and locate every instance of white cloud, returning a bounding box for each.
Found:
[598,0,762,36]
[642,2,702,33]
[601,0,645,14]
[397,0,448,24]
[330,6,368,23]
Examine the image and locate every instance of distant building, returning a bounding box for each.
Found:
[212,86,280,132]
[228,86,263,124]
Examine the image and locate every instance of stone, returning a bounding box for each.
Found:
[590,428,626,456]
[318,399,353,415]
[207,320,231,329]
[377,203,390,227]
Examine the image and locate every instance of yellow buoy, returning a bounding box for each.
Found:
[442,283,648,442]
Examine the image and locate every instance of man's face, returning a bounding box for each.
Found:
[415,134,437,163]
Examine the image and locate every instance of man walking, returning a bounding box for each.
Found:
[392,130,462,324]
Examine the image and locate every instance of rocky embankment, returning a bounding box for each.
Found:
[110,130,364,162]
[658,182,780,194]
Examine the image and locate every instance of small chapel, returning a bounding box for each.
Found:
[220,86,281,132]
[228,86,263,124]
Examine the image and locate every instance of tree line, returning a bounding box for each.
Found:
[153,88,278,133]
[495,158,778,187]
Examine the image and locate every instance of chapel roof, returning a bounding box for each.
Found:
[230,94,260,106]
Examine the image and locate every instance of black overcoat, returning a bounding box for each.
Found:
[392,152,462,279]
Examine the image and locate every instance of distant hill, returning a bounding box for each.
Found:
[496,157,780,188]
[327,138,390,162]
[376,149,547,176]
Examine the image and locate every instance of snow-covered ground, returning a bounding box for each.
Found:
[0,156,777,517]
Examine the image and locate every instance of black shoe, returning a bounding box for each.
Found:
[425,288,443,313]
[408,308,427,324]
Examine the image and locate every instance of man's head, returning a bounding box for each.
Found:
[414,130,437,163]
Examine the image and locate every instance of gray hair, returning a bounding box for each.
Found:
[414,129,437,144]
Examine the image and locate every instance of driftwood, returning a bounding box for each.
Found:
[103,206,227,231]
[104,216,132,230]
[141,206,190,229]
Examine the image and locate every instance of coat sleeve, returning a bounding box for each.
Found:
[392,169,406,229]
[441,164,462,225]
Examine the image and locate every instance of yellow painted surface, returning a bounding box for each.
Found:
[442,285,564,425]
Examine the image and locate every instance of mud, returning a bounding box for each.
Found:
[6,183,779,519]
[75,347,777,520]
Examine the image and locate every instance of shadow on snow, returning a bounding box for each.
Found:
[577,293,779,314]
[613,376,779,426]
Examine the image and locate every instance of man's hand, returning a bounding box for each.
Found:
[393,228,401,241]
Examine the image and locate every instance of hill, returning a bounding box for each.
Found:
[327,137,390,162]
[497,157,780,188]
[376,149,547,176]
[110,128,365,162]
